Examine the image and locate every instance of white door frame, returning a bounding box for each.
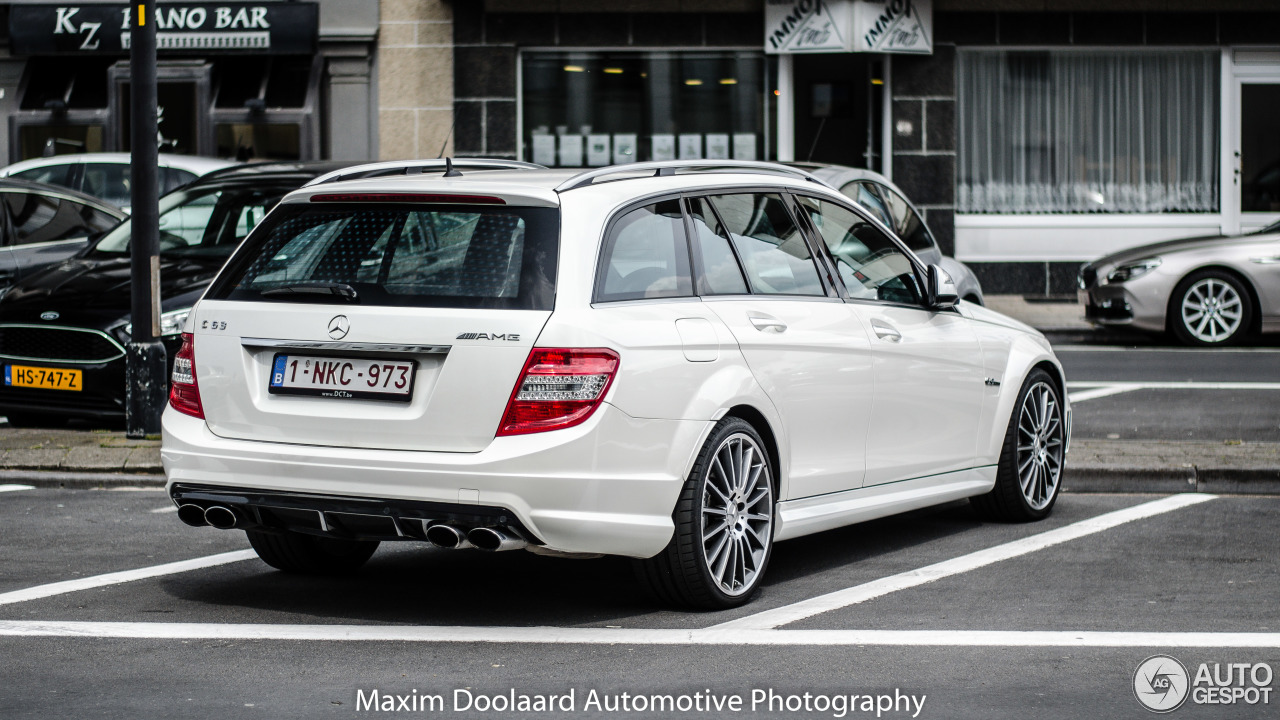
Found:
[1225,49,1280,235]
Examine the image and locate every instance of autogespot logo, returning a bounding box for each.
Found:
[1134,655,1190,713]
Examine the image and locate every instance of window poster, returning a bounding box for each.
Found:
[733,133,757,161]
[705,134,730,160]
[651,134,676,161]
[678,134,703,160]
[586,135,612,166]
[558,134,584,167]
[531,133,557,167]
[612,134,637,164]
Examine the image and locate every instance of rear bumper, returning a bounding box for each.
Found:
[161,403,709,558]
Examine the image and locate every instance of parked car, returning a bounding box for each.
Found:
[0,159,554,427]
[163,159,1069,608]
[792,163,985,305]
[1078,222,1280,345]
[0,178,126,297]
[0,153,234,212]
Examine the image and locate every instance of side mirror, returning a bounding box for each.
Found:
[927,264,959,309]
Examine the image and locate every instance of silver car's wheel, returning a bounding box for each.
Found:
[1171,270,1253,346]
[1015,381,1064,511]
[700,433,773,597]
[634,416,775,609]
[971,368,1063,522]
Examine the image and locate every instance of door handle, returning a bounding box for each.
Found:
[871,319,902,342]
[748,313,787,333]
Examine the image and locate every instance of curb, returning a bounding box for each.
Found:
[1063,466,1280,494]
[0,470,166,489]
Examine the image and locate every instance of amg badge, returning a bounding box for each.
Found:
[456,332,520,341]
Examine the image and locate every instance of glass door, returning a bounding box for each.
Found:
[1232,68,1280,233]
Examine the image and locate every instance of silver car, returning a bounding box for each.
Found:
[795,163,985,306]
[1078,222,1280,345]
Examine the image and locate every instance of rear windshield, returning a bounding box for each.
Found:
[207,203,559,310]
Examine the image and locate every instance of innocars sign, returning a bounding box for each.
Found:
[765,0,932,55]
[8,2,318,55]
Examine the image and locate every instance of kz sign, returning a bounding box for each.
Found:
[8,2,318,55]
[765,0,932,55]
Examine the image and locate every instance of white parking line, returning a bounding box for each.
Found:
[1066,381,1280,404]
[1054,345,1280,353]
[0,550,257,607]
[0,621,1276,648]
[712,494,1216,631]
[0,484,36,493]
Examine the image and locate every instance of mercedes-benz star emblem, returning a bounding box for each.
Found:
[327,315,350,340]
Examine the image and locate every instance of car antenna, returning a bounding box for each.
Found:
[443,157,463,178]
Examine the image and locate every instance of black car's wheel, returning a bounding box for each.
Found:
[971,368,1064,522]
[1170,270,1253,346]
[246,530,379,574]
[635,416,775,609]
[2,412,67,429]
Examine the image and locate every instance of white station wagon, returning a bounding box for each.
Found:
[163,160,1070,608]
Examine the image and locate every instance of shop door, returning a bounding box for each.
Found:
[792,54,884,169]
[1232,69,1280,233]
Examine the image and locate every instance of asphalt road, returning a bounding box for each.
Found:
[1,487,1277,719]
[1053,342,1280,441]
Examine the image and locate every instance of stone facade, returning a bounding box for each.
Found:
[378,0,455,160]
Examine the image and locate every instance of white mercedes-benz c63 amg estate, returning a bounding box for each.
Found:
[163,160,1070,608]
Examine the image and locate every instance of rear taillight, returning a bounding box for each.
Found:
[497,348,620,437]
[168,332,204,419]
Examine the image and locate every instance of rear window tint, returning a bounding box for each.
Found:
[209,204,558,310]
[596,200,693,303]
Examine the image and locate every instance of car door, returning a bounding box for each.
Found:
[696,191,874,499]
[0,200,19,294]
[795,194,985,485]
[0,190,121,281]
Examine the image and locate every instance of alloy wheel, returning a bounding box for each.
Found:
[1180,278,1243,344]
[1015,382,1063,511]
[700,433,773,596]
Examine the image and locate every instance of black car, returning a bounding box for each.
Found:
[0,178,126,297]
[0,161,351,426]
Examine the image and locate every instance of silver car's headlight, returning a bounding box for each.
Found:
[125,308,191,337]
[1105,258,1161,284]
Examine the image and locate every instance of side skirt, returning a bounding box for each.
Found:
[774,467,998,542]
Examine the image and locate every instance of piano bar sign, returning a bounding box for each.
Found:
[8,2,318,55]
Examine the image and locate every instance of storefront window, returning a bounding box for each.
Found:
[958,50,1219,214]
[521,51,770,167]
[18,125,105,158]
[216,123,302,161]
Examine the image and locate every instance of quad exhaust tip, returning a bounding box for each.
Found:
[468,526,528,552]
[176,504,208,527]
[425,524,472,550]
[203,505,238,530]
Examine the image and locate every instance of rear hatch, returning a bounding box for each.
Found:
[193,192,559,453]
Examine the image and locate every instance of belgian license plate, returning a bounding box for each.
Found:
[268,355,416,401]
[4,365,83,392]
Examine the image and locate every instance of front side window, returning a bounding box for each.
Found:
[876,184,935,253]
[708,193,825,297]
[797,196,922,305]
[597,200,693,302]
[81,163,132,208]
[10,164,75,189]
[958,50,1219,214]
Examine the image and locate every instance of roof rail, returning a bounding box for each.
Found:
[554,160,822,193]
[304,158,547,187]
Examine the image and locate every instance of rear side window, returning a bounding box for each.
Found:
[81,163,132,208]
[210,203,559,310]
[596,199,693,302]
[708,193,825,296]
[687,197,748,295]
[1,191,117,245]
[11,164,75,189]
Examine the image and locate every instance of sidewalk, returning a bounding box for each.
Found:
[983,294,1091,333]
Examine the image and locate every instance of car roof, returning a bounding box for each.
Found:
[792,162,909,196]
[0,177,128,216]
[0,152,234,176]
[184,160,358,189]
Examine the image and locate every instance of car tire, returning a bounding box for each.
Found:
[634,416,775,609]
[971,368,1064,522]
[1169,270,1253,346]
[246,530,379,575]
[2,412,67,429]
